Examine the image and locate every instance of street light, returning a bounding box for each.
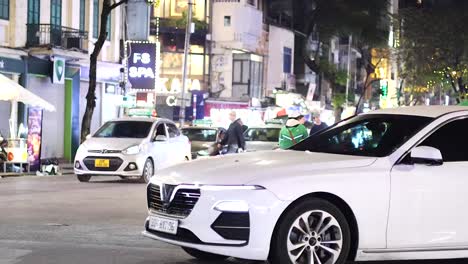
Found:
[179,0,194,127]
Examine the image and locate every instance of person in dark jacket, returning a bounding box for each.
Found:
[309,112,329,136]
[218,111,246,154]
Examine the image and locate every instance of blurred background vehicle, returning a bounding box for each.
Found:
[243,124,281,152]
[181,126,226,159]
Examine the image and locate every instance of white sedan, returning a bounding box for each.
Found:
[142,106,468,264]
[74,117,191,183]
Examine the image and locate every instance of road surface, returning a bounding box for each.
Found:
[0,175,466,264]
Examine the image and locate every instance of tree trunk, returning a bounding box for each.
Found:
[355,73,370,115]
[80,0,127,143]
[397,79,404,106]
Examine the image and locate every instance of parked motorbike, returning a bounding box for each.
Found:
[0,134,8,162]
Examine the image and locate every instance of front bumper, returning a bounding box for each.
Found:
[142,186,289,261]
[74,153,147,177]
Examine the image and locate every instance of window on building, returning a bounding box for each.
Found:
[232,54,263,98]
[224,16,231,27]
[0,0,8,20]
[50,0,62,26]
[106,13,111,40]
[93,0,99,38]
[80,0,86,31]
[283,47,292,74]
[28,0,40,24]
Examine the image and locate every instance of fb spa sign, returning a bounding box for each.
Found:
[125,41,158,90]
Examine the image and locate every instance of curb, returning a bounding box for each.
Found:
[0,172,75,178]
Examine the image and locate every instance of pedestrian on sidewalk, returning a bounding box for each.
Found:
[218,111,246,154]
[279,115,309,150]
[309,112,329,136]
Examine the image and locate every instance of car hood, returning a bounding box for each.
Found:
[156,150,377,185]
[81,137,144,151]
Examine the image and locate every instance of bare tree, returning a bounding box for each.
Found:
[81,0,128,143]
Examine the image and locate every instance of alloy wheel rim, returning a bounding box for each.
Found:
[144,161,153,181]
[287,210,343,264]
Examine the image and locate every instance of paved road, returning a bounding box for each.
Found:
[0,175,467,264]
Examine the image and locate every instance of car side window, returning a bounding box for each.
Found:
[166,123,180,138]
[153,123,167,139]
[419,118,468,162]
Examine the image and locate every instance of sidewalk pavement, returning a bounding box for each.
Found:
[0,163,75,178]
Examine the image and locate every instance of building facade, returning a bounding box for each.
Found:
[141,0,295,124]
[0,0,124,162]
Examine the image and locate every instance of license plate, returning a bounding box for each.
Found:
[149,215,178,235]
[95,159,110,168]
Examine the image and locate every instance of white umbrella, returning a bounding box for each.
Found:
[0,73,56,138]
[0,73,56,112]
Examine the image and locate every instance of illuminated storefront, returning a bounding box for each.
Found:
[150,0,210,92]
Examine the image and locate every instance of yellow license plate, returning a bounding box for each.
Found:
[95,159,110,168]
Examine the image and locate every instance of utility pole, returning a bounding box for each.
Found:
[345,35,352,106]
[180,0,193,127]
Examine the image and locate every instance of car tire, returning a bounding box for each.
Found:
[140,159,154,183]
[181,247,229,261]
[77,175,91,182]
[270,198,352,264]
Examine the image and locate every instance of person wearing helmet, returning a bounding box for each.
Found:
[279,115,309,149]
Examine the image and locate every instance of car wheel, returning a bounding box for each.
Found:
[77,175,91,182]
[270,198,351,264]
[140,159,154,183]
[181,247,228,261]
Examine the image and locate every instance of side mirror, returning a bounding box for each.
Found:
[155,135,168,142]
[85,134,92,140]
[411,146,443,166]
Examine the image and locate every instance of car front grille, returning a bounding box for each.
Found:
[147,183,201,218]
[83,156,123,171]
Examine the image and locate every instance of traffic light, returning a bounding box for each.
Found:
[380,80,388,98]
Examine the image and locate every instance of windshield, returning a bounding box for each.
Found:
[244,128,281,142]
[182,128,217,142]
[291,115,433,157]
[94,121,153,138]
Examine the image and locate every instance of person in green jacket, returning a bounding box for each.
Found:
[279,115,309,149]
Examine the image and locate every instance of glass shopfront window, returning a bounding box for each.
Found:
[160,53,205,78]
[153,0,207,21]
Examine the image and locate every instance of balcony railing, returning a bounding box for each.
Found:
[26,24,88,52]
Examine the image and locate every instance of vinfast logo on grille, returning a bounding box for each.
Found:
[160,184,177,208]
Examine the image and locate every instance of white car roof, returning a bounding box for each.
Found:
[366,106,468,118]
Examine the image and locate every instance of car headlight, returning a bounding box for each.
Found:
[197,150,210,156]
[200,185,265,191]
[123,145,141,155]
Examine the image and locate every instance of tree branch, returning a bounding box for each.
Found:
[110,0,128,10]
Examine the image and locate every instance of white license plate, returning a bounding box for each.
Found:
[149,215,178,235]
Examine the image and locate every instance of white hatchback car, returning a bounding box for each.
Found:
[74,117,191,183]
[143,106,468,264]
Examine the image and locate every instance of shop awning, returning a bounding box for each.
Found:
[0,73,56,112]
